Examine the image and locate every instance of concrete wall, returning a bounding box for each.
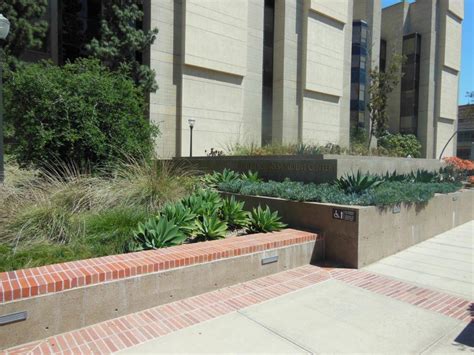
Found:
[352,0,382,129]
[301,0,352,147]
[381,0,464,158]
[272,0,303,145]
[0,241,321,349]
[150,0,264,157]
[224,189,474,268]
[150,0,353,157]
[381,1,408,134]
[174,155,444,183]
[435,0,463,158]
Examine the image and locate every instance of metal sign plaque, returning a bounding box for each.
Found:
[332,208,356,222]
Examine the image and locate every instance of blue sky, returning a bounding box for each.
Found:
[381,0,472,104]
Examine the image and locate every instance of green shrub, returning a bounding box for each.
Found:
[5,58,158,171]
[195,215,228,241]
[131,217,186,251]
[249,206,287,233]
[378,134,422,158]
[336,171,383,194]
[220,196,250,229]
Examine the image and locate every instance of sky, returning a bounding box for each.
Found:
[381,0,473,104]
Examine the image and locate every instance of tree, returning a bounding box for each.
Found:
[367,54,405,149]
[86,0,158,93]
[0,0,48,64]
[466,91,474,104]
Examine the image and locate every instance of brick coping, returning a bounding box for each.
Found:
[0,229,318,304]
[4,265,471,354]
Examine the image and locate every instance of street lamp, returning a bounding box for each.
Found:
[0,14,10,184]
[188,119,195,157]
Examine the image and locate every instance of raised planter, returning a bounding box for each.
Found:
[0,229,322,350]
[221,189,473,269]
[173,155,444,184]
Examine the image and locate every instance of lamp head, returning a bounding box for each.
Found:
[0,14,10,40]
[188,119,196,128]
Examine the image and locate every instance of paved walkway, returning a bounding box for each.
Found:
[5,222,473,354]
[365,221,473,299]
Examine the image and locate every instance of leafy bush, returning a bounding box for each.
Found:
[131,217,186,251]
[249,206,287,233]
[336,171,383,194]
[220,196,250,229]
[378,134,422,158]
[4,58,158,171]
[195,215,228,241]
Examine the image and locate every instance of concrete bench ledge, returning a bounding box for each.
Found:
[0,229,319,304]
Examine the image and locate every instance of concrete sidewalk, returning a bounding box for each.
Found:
[365,221,473,299]
[122,221,473,354]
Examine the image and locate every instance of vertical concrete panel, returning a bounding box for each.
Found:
[149,0,183,158]
[272,0,303,144]
[301,0,351,147]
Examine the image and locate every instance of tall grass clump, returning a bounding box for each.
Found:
[0,158,196,270]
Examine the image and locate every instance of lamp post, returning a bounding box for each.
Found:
[188,119,195,157]
[0,14,10,184]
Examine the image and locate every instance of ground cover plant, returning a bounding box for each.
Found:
[216,169,463,207]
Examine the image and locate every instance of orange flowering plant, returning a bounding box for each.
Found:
[443,157,474,183]
[443,157,474,171]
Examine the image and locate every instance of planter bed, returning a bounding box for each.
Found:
[220,189,473,269]
[0,229,322,349]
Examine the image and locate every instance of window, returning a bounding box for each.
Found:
[380,39,387,72]
[399,33,421,135]
[261,0,275,145]
[350,21,369,133]
[60,0,102,64]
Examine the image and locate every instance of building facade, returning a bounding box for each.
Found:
[150,0,463,158]
[149,0,353,157]
[380,0,464,158]
[456,104,474,159]
[28,0,464,158]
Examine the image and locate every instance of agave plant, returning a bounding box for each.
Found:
[336,171,383,194]
[160,202,197,235]
[181,189,223,217]
[248,206,286,233]
[201,169,241,188]
[194,215,228,241]
[382,171,407,182]
[131,217,186,251]
[220,196,250,229]
[241,170,262,183]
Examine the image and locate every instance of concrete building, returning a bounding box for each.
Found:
[23,0,464,158]
[380,0,464,158]
[149,0,353,157]
[456,104,474,159]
